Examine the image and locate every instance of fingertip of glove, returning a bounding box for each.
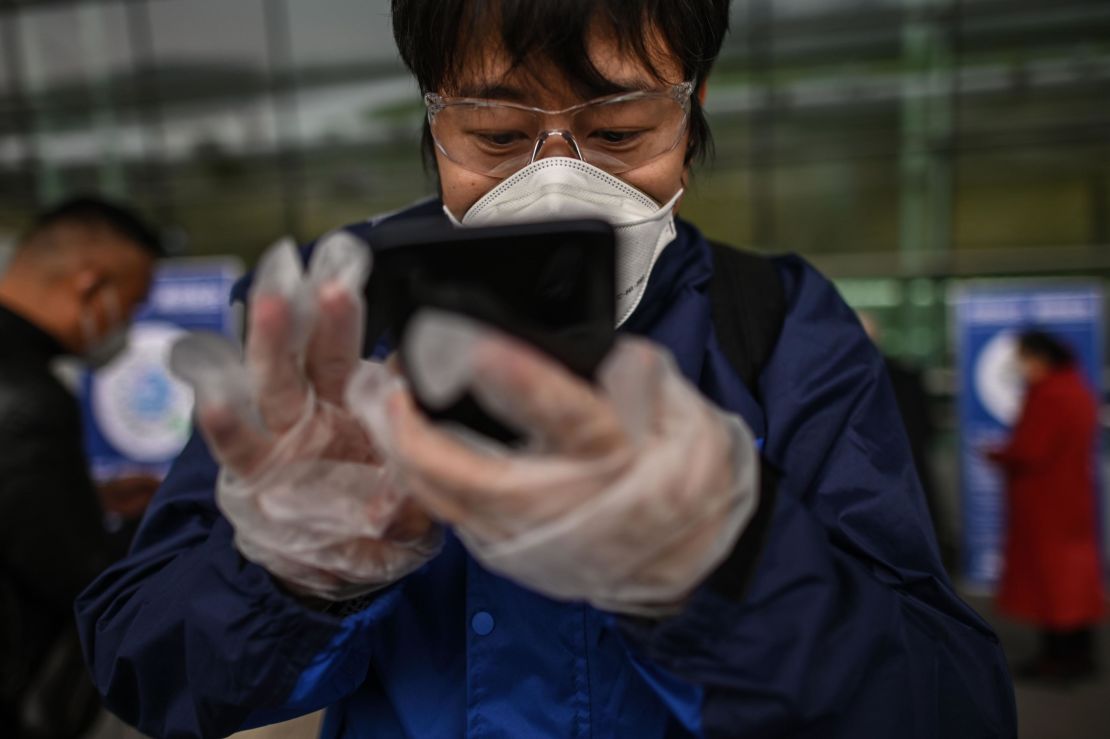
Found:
[169,331,241,384]
[309,230,373,293]
[252,237,304,298]
[403,309,484,411]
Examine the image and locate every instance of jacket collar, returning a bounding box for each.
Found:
[0,300,69,364]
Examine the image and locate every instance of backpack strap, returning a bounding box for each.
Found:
[706,241,787,393]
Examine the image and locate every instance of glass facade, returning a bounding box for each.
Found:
[1,0,1107,362]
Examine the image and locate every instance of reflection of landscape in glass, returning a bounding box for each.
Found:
[1,0,1108,363]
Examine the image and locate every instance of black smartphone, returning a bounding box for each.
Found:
[364,217,616,443]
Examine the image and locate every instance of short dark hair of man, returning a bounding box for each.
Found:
[1018,329,1076,370]
[392,0,731,171]
[19,196,164,258]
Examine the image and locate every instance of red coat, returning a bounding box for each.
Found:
[993,367,1105,628]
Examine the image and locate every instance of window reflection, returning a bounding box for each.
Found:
[14,1,132,92]
[147,0,270,98]
[286,0,403,72]
[0,0,1103,299]
[0,13,10,96]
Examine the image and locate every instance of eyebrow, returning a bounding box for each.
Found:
[455,83,529,101]
[455,77,656,102]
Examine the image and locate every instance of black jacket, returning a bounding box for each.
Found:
[0,303,114,726]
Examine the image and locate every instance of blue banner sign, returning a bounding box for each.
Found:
[82,259,241,481]
[954,284,1104,589]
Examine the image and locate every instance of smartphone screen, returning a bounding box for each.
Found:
[365,217,616,442]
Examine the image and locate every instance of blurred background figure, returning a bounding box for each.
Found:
[860,310,951,568]
[0,197,160,739]
[987,330,1104,683]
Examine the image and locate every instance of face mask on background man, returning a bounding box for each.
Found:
[80,285,130,369]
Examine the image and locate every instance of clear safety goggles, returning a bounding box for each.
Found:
[424,81,694,179]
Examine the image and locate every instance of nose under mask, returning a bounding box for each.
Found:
[445,157,683,327]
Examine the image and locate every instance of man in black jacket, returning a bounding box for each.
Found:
[0,197,159,738]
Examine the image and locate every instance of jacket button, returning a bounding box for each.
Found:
[471,611,495,636]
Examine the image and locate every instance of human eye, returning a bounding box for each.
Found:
[466,129,531,150]
[480,130,528,146]
[590,129,646,147]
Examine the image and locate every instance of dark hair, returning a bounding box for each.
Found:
[392,0,731,172]
[1018,329,1075,369]
[21,196,164,257]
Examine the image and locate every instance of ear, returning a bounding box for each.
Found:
[72,268,104,300]
[697,80,708,106]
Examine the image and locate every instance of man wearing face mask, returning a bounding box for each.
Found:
[0,197,159,737]
[78,2,1016,737]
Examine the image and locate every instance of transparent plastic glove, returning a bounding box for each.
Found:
[170,234,442,601]
[347,310,759,615]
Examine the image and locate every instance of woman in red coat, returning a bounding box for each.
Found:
[988,329,1105,681]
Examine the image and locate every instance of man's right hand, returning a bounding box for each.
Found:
[171,233,441,601]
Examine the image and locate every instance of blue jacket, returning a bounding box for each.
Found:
[76,200,1017,738]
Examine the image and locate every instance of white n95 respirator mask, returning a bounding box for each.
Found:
[444,157,683,327]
